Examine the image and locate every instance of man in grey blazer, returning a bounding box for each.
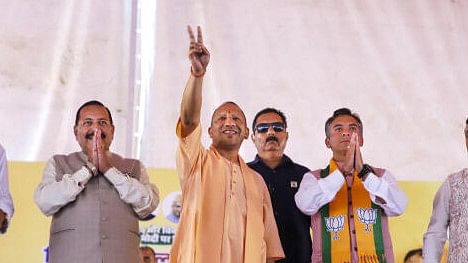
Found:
[34,100,160,263]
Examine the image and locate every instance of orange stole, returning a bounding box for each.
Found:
[320,160,385,263]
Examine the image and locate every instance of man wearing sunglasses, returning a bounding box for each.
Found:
[248,108,312,263]
[170,26,284,263]
[423,117,468,262]
[295,108,407,263]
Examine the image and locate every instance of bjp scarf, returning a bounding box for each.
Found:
[319,159,386,263]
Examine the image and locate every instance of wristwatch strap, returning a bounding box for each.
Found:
[358,164,373,180]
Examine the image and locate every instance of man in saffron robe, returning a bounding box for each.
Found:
[295,108,407,263]
[169,25,284,263]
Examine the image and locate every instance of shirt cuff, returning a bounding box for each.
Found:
[85,161,98,176]
[75,166,93,187]
[362,173,379,190]
[103,167,129,185]
[322,170,345,192]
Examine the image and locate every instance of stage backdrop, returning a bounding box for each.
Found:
[0,0,467,181]
[0,161,449,263]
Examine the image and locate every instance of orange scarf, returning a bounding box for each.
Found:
[320,159,385,263]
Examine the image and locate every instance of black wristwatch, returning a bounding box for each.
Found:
[358,164,373,180]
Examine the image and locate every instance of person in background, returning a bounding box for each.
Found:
[139,246,156,263]
[404,248,423,263]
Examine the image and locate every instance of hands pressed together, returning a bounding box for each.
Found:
[338,132,364,176]
[85,129,111,175]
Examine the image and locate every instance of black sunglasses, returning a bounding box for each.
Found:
[255,122,286,133]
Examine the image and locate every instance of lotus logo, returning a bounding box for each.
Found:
[324,215,345,240]
[356,208,377,232]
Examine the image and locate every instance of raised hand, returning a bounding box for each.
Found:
[187,25,210,76]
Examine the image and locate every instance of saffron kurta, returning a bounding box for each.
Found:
[170,122,284,263]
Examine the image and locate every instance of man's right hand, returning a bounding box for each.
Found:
[95,129,111,174]
[84,129,99,174]
[0,210,6,227]
[187,25,210,76]
[342,133,363,175]
[179,26,208,137]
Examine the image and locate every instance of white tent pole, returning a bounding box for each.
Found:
[126,0,138,158]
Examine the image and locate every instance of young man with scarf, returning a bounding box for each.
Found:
[423,117,468,262]
[295,108,407,263]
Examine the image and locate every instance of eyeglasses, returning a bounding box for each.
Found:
[255,122,286,133]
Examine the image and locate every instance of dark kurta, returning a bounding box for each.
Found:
[248,154,312,263]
